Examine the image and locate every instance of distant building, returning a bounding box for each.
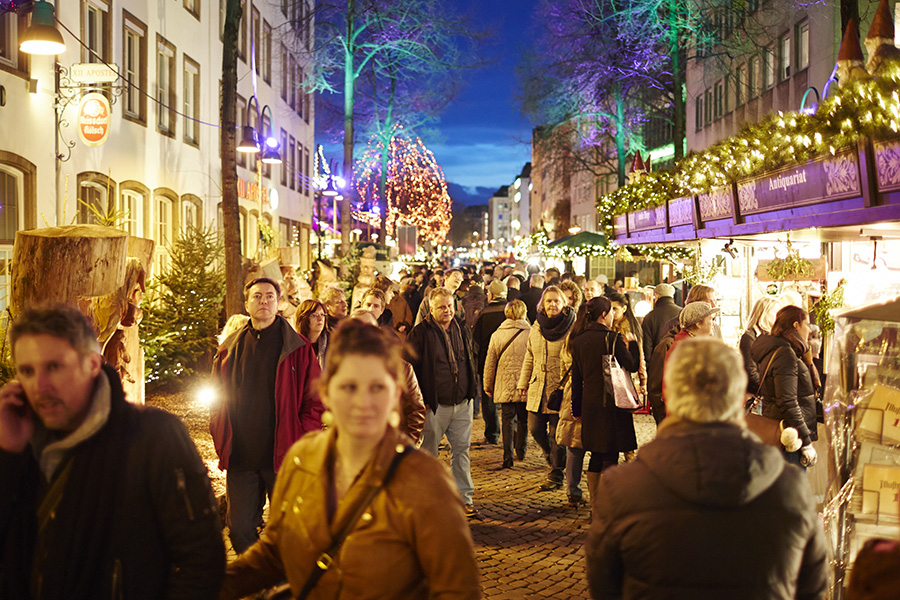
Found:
[489,185,513,241]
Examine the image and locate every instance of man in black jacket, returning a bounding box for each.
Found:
[641,283,681,356]
[0,305,224,600]
[472,279,508,444]
[407,287,479,518]
[520,274,544,323]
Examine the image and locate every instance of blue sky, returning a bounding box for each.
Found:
[316,0,540,206]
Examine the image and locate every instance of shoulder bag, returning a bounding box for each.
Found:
[273,445,414,600]
[744,348,784,447]
[606,332,641,411]
[497,329,525,363]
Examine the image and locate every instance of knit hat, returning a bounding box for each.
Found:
[654,283,675,298]
[488,279,508,299]
[679,302,720,329]
[595,274,609,284]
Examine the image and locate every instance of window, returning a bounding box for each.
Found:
[0,10,28,73]
[280,45,288,102]
[748,55,760,98]
[183,56,200,145]
[119,188,144,237]
[279,129,288,186]
[156,35,176,135]
[122,13,147,123]
[239,0,247,61]
[695,95,703,132]
[735,63,747,106]
[252,7,261,72]
[181,196,201,232]
[248,211,259,257]
[184,0,200,19]
[704,88,712,125]
[724,76,732,114]
[0,166,23,244]
[796,21,809,71]
[82,0,111,64]
[290,56,299,111]
[236,95,247,168]
[156,195,174,246]
[713,80,723,120]
[78,182,108,224]
[262,21,272,83]
[763,44,775,89]
[288,137,295,190]
[304,146,310,196]
[778,34,791,80]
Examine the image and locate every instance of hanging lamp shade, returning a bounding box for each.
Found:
[260,143,282,164]
[19,0,66,55]
[236,125,260,153]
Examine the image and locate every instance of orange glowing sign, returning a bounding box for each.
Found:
[77,92,111,147]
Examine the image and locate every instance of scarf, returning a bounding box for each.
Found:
[537,306,576,342]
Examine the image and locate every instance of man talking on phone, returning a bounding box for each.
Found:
[0,305,224,600]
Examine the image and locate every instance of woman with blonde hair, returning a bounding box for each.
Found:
[517,285,576,492]
[740,296,782,394]
[484,299,531,469]
[219,321,480,599]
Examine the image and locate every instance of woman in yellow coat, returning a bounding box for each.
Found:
[219,320,480,600]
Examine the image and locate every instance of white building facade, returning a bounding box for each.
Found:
[0,0,315,306]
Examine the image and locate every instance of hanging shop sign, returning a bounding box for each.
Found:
[70,63,120,84]
[77,93,111,147]
[736,151,861,215]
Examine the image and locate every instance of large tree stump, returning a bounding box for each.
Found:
[10,225,154,404]
[10,225,128,318]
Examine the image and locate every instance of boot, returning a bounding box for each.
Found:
[586,472,602,510]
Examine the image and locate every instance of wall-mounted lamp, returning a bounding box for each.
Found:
[17,0,66,55]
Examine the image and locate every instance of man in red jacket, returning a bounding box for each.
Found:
[210,277,323,553]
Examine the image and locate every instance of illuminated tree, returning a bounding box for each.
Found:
[355,129,451,245]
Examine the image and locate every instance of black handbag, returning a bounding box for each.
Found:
[547,367,570,411]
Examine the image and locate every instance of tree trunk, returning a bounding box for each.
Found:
[841,0,860,37]
[10,225,129,318]
[668,0,684,161]
[342,0,356,264]
[615,86,627,187]
[221,0,244,316]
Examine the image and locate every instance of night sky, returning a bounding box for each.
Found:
[430,0,540,205]
[316,0,540,207]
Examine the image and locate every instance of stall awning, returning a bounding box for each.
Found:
[836,295,900,323]
[547,231,608,249]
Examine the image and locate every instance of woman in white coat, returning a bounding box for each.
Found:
[484,300,531,469]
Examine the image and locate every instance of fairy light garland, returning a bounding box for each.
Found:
[600,63,900,230]
[514,231,693,262]
[355,126,452,245]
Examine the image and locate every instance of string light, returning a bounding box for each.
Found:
[600,61,900,227]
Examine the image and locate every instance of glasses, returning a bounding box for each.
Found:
[309,312,326,319]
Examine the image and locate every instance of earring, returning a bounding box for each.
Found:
[321,410,334,427]
[388,410,401,429]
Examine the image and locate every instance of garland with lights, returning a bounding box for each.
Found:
[355,128,452,245]
[600,62,900,232]
[514,231,694,263]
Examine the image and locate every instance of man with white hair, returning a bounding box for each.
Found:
[586,338,827,599]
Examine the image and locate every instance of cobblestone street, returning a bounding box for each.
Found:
[461,412,657,599]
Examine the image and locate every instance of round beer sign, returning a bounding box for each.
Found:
[77,92,111,147]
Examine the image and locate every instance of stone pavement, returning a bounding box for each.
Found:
[456,412,658,600]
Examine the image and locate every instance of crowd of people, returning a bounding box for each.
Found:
[2,262,898,599]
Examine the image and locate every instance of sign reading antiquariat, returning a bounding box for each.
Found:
[77,93,111,147]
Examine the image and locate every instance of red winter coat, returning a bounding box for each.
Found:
[210,316,323,471]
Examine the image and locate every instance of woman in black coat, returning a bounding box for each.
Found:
[568,296,641,481]
[750,304,818,468]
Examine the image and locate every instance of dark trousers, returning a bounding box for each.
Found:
[226,466,276,554]
[500,402,528,462]
[528,411,565,484]
[587,451,619,473]
[481,390,500,443]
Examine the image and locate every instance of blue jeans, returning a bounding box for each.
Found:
[225,466,276,554]
[528,411,565,484]
[422,402,475,505]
